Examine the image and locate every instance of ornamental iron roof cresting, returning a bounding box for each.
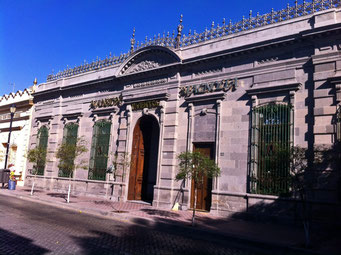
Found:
[46,0,340,82]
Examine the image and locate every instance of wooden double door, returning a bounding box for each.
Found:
[128,119,145,200]
[190,144,214,211]
[128,117,159,202]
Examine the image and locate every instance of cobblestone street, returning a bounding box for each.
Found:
[0,194,305,255]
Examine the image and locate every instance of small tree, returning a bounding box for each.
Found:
[108,152,131,182]
[55,137,88,203]
[26,146,47,196]
[176,151,220,226]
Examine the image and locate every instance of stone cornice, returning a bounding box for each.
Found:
[123,92,169,104]
[0,126,23,132]
[246,81,301,95]
[0,99,33,112]
[0,115,30,124]
[185,91,225,103]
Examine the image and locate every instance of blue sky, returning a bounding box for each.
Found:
[0,0,292,95]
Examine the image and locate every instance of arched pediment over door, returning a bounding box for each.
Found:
[116,46,181,76]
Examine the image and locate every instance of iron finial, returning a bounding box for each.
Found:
[130,27,136,52]
[176,14,183,48]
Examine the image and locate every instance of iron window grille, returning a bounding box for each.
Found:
[88,120,111,181]
[250,103,294,196]
[58,123,79,178]
[36,126,49,175]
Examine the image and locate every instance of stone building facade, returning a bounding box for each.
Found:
[0,85,35,186]
[27,1,341,219]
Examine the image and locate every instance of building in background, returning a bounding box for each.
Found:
[27,1,340,221]
[0,82,36,186]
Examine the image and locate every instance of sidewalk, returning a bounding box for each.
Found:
[1,186,339,255]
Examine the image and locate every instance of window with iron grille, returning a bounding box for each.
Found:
[58,123,79,177]
[337,105,341,142]
[88,120,111,181]
[250,103,293,195]
[36,126,49,175]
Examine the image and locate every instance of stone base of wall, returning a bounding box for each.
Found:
[211,191,341,225]
[25,175,126,201]
[24,175,341,225]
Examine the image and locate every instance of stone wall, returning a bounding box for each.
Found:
[26,7,341,221]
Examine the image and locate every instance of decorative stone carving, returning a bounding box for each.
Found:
[120,49,179,76]
[200,108,207,116]
[257,57,278,65]
[129,60,160,73]
[142,108,149,115]
[195,68,222,76]
[125,78,167,89]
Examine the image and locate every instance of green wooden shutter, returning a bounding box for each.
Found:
[88,120,111,180]
[58,123,79,177]
[36,126,49,175]
[250,103,293,195]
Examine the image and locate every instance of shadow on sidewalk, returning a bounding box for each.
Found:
[140,208,180,218]
[72,224,265,255]
[23,189,44,193]
[46,192,77,199]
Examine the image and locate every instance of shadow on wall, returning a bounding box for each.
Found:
[232,142,341,249]
[0,228,49,255]
[243,142,341,224]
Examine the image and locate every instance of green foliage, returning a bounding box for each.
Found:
[109,152,131,181]
[176,150,220,226]
[26,146,47,175]
[176,151,220,185]
[56,137,88,178]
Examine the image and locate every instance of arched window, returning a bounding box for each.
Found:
[58,123,79,177]
[36,126,49,175]
[88,120,111,180]
[250,103,293,195]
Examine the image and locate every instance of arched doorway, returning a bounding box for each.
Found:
[128,115,159,202]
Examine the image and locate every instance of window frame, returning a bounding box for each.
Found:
[58,122,79,178]
[250,102,294,196]
[36,125,49,175]
[88,120,112,181]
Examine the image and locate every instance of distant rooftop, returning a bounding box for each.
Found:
[46,0,340,82]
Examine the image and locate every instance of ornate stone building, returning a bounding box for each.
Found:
[27,1,341,219]
[0,84,35,186]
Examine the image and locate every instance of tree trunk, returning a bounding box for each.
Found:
[67,173,72,203]
[30,180,35,196]
[300,191,310,247]
[192,182,197,227]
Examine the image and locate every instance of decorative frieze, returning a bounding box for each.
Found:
[131,100,160,111]
[125,78,167,89]
[194,68,222,77]
[256,57,278,65]
[90,96,122,109]
[179,78,237,98]
[129,60,160,73]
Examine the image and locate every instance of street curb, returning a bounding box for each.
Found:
[0,190,321,255]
